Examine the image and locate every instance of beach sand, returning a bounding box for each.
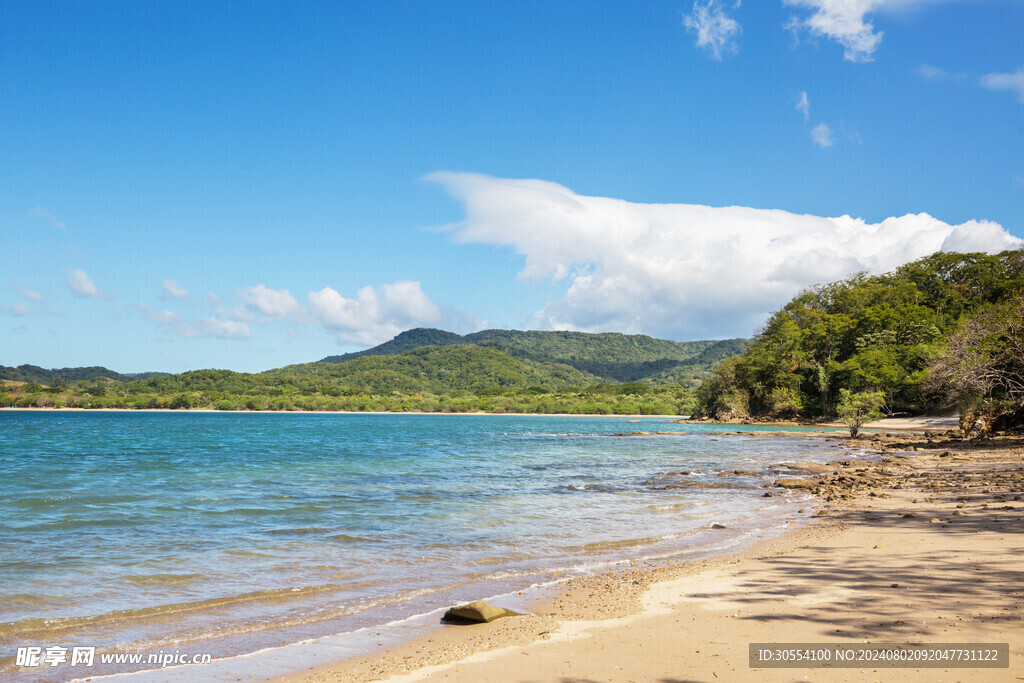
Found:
[274,432,1024,682]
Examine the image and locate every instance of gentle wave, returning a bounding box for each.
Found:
[0,412,842,680]
[122,574,207,587]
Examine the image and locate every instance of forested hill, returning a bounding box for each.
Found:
[322,328,749,384]
[0,364,166,384]
[2,329,748,413]
[695,249,1024,427]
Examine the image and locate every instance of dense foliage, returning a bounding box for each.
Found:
[696,249,1024,422]
[1,331,745,414]
[321,328,465,362]
[0,364,165,384]
[323,328,748,385]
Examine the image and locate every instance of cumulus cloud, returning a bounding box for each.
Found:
[382,281,443,326]
[795,91,811,120]
[68,269,105,299]
[239,284,302,319]
[30,206,66,230]
[308,281,442,345]
[161,279,190,300]
[427,171,1023,339]
[683,0,741,60]
[980,66,1024,102]
[810,122,835,147]
[138,304,251,340]
[233,281,443,345]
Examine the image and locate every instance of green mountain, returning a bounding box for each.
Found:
[2,329,748,414]
[322,328,748,385]
[696,249,1024,423]
[0,364,166,385]
[320,328,465,363]
[130,345,597,397]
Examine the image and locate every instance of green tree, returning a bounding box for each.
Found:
[837,389,886,437]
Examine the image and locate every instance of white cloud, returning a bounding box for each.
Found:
[427,171,1023,339]
[912,64,967,83]
[308,281,441,345]
[8,304,31,316]
[144,280,446,348]
[784,0,884,62]
[138,304,251,340]
[239,284,302,319]
[795,91,810,120]
[979,66,1024,102]
[382,281,443,326]
[810,122,835,147]
[194,318,251,340]
[15,285,45,304]
[161,279,190,300]
[68,269,105,299]
[30,206,66,230]
[683,0,741,60]
[1014,175,1024,190]
[785,1,968,62]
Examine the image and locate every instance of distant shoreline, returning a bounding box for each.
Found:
[0,407,687,418]
[0,406,960,430]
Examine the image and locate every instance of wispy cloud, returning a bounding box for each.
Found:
[4,303,32,317]
[138,304,252,340]
[785,1,972,63]
[15,285,46,304]
[30,206,66,230]
[784,0,884,62]
[912,63,967,83]
[427,172,1022,340]
[810,122,834,148]
[683,0,741,60]
[795,91,811,120]
[161,279,190,300]
[68,269,107,299]
[979,66,1024,102]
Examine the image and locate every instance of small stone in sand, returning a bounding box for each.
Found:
[442,601,519,624]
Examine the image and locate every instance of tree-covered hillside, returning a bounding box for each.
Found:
[322,328,748,385]
[696,249,1024,427]
[0,364,165,384]
[1,328,748,414]
[131,345,597,396]
[320,328,465,363]
[0,347,691,414]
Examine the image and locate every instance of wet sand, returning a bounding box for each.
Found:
[274,432,1024,682]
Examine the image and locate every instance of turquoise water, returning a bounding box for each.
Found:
[0,412,849,679]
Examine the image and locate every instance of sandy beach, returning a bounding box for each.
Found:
[274,429,1024,683]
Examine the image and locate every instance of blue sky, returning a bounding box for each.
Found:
[3,0,1022,373]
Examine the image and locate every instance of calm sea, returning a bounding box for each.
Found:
[0,412,850,680]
